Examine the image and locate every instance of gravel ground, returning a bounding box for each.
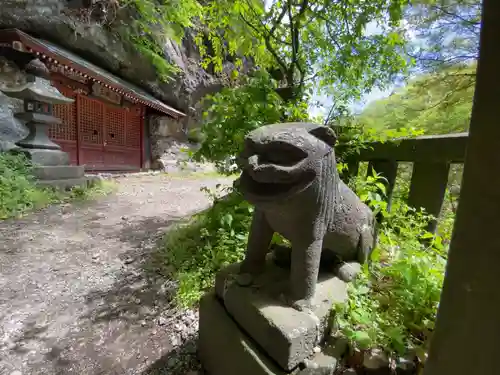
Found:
[0,173,233,375]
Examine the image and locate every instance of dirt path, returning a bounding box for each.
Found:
[0,173,233,375]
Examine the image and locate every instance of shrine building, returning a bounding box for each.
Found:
[0,28,186,172]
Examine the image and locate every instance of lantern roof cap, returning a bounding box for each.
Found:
[1,75,74,104]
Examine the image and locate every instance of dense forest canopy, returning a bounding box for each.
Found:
[356,63,476,135]
[351,0,480,136]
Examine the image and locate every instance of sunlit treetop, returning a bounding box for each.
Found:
[197,0,411,104]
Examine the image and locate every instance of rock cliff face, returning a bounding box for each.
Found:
[0,0,228,159]
[0,58,28,151]
[148,115,216,172]
[1,0,222,116]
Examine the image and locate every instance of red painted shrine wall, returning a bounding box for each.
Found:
[49,81,144,171]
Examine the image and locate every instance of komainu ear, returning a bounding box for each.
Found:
[308,125,337,147]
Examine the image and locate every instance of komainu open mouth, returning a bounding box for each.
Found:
[239,168,315,199]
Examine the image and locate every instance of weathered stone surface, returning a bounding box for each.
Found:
[148,116,216,172]
[19,148,70,166]
[35,176,91,190]
[198,290,286,375]
[15,120,63,151]
[0,58,28,151]
[234,122,375,311]
[0,0,226,123]
[150,115,187,144]
[298,353,337,375]
[363,349,390,370]
[32,165,85,180]
[215,259,348,371]
[199,290,343,375]
[324,337,349,360]
[395,354,417,375]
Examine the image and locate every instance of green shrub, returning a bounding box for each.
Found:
[0,152,116,220]
[0,152,57,219]
[333,171,448,361]
[192,71,310,174]
[153,185,252,307]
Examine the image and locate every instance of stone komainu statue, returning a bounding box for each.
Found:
[235,122,376,311]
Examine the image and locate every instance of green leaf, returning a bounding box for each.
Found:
[353,331,373,349]
[420,232,434,239]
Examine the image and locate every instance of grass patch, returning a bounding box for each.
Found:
[0,152,116,220]
[66,179,117,201]
[150,188,251,307]
[333,197,446,361]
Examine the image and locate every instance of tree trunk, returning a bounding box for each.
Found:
[423,1,500,374]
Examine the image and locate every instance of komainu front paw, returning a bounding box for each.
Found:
[235,260,265,287]
[279,293,314,314]
[336,262,362,282]
[235,272,255,287]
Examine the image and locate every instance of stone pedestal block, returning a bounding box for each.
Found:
[15,112,64,150]
[22,156,93,190]
[201,257,347,373]
[20,148,70,166]
[199,291,340,375]
[199,291,285,375]
[32,165,85,180]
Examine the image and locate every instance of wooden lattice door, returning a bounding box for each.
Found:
[50,83,78,164]
[77,95,142,170]
[78,95,105,167]
[103,106,128,166]
[124,105,142,168]
[102,104,142,169]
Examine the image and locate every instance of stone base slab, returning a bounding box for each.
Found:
[214,258,348,371]
[198,291,339,375]
[36,177,95,191]
[20,148,70,166]
[33,165,85,180]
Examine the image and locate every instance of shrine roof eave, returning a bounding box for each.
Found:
[0,29,185,119]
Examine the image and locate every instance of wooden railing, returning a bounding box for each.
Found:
[337,132,469,233]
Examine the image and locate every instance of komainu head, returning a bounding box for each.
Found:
[237,122,337,204]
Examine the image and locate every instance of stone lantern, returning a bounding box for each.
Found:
[2,58,73,164]
[0,58,88,189]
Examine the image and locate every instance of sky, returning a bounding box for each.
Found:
[308,19,418,118]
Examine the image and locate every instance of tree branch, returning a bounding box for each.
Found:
[243,0,291,45]
[430,4,481,28]
[270,5,288,35]
[239,11,289,73]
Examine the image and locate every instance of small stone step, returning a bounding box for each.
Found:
[33,165,85,180]
[36,177,90,191]
[298,352,338,375]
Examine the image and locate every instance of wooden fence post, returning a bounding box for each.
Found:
[367,159,398,211]
[339,157,359,183]
[407,161,450,233]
